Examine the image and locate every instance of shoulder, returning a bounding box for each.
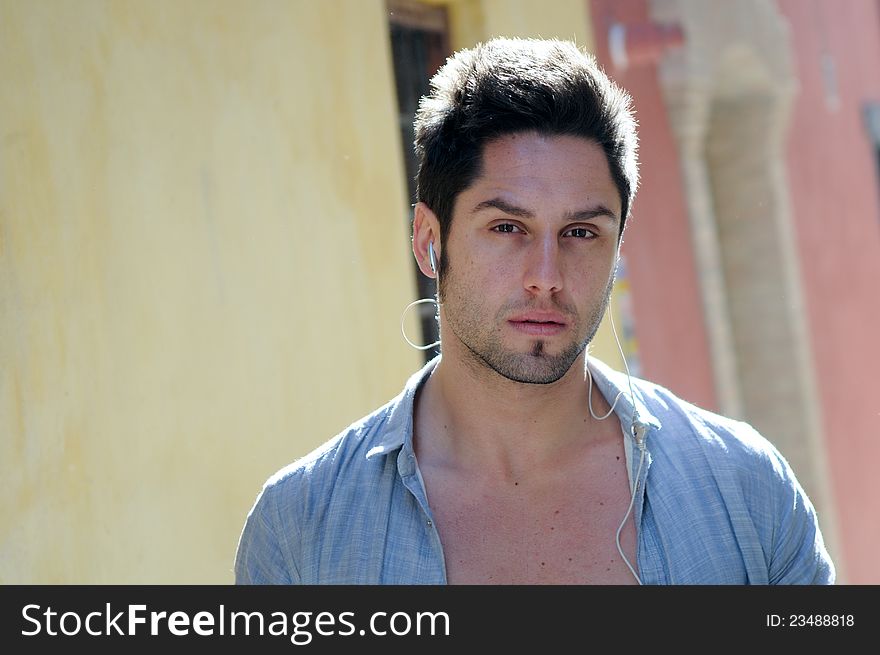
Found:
[234,393,405,584]
[261,392,403,503]
[633,376,787,475]
[259,360,434,500]
[632,377,834,583]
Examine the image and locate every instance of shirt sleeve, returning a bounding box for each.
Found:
[765,448,836,585]
[234,483,300,585]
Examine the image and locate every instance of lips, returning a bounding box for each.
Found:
[507,312,568,336]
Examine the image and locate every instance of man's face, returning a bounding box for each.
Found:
[438,132,621,384]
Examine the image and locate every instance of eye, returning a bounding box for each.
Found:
[563,226,596,239]
[491,223,523,234]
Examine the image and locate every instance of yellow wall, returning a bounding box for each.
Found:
[1,0,621,584]
[0,0,421,583]
[441,0,594,51]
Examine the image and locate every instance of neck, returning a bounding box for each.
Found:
[415,340,612,481]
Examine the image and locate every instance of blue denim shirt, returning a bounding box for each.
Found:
[235,357,835,584]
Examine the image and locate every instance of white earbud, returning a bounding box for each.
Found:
[428,241,437,274]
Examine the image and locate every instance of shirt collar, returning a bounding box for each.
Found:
[586,355,662,437]
[364,354,661,461]
[365,357,438,460]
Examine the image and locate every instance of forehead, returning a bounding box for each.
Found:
[466,132,621,213]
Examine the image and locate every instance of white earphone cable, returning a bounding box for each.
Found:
[588,304,645,585]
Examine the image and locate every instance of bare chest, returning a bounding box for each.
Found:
[422,456,639,585]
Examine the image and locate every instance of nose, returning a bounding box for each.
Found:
[523,235,563,294]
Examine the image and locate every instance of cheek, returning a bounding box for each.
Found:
[452,245,509,285]
[570,242,618,276]
[565,260,616,300]
[445,258,508,316]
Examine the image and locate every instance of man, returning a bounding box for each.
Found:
[235,38,834,584]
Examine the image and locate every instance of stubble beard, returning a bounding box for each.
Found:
[439,269,615,385]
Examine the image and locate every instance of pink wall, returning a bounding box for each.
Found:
[778,0,880,583]
[589,0,718,412]
[588,0,880,583]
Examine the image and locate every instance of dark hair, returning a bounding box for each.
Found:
[413,37,639,276]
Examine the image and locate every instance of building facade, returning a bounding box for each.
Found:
[2,0,877,583]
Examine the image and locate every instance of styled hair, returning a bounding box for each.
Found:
[413,37,639,276]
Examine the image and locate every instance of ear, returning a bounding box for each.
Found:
[412,202,441,279]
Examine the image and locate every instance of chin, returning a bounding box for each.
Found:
[487,349,583,385]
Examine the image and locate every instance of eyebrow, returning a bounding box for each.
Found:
[470,197,619,224]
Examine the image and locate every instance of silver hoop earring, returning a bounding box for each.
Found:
[400,298,441,351]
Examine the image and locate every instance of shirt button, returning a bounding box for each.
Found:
[426,519,433,527]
